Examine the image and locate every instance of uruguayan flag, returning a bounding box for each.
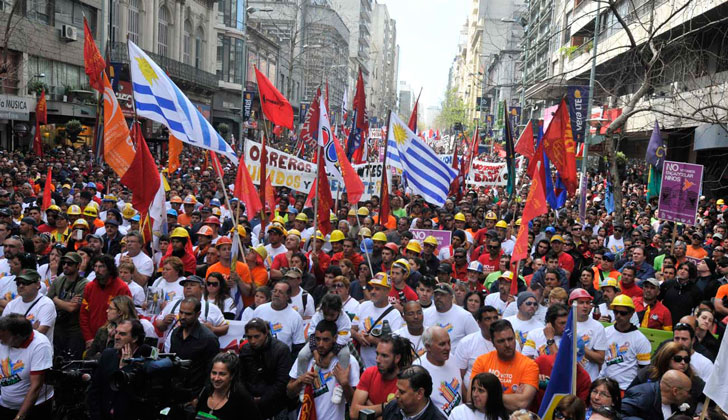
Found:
[386,111,456,206]
[128,41,237,163]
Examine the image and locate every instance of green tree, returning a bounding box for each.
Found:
[435,88,467,131]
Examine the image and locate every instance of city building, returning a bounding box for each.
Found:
[330,0,372,109]
[367,2,398,123]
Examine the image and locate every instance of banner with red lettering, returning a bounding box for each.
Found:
[466,160,508,187]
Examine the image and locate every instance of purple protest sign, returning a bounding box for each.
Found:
[657,161,704,226]
[410,229,452,255]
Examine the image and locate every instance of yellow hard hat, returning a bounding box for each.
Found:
[82,206,98,217]
[359,227,372,238]
[295,213,309,222]
[252,245,268,260]
[372,232,387,242]
[72,219,89,229]
[368,272,391,288]
[454,212,466,222]
[288,228,301,238]
[231,225,247,238]
[718,199,725,205]
[495,220,508,228]
[485,211,497,220]
[357,207,370,216]
[600,277,621,291]
[610,294,635,310]
[423,236,439,246]
[183,195,197,205]
[330,230,345,242]
[348,208,357,217]
[315,230,325,241]
[211,207,222,216]
[330,213,338,223]
[268,222,287,236]
[47,205,61,213]
[515,218,522,226]
[170,227,190,239]
[67,205,82,216]
[273,215,285,225]
[406,240,422,254]
[393,259,411,277]
[121,203,136,219]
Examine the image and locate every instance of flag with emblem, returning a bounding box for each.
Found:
[128,41,237,162]
[83,17,105,92]
[297,367,318,420]
[386,111,457,206]
[542,98,577,196]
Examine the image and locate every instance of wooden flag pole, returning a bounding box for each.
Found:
[378,111,392,218]
[212,160,245,259]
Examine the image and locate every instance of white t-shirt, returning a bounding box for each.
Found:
[393,326,425,357]
[207,297,235,315]
[0,331,54,409]
[150,278,185,311]
[264,243,286,264]
[504,315,544,348]
[306,310,351,346]
[592,303,640,327]
[0,259,10,277]
[413,355,463,416]
[690,351,713,382]
[605,236,625,254]
[253,302,305,350]
[503,303,547,324]
[240,306,256,326]
[353,301,404,367]
[114,251,154,277]
[600,326,651,390]
[523,327,561,359]
[576,317,608,381]
[483,293,510,315]
[0,275,18,302]
[449,404,505,420]
[2,295,57,343]
[290,289,315,320]
[423,305,479,351]
[127,280,146,307]
[453,331,496,391]
[342,297,360,321]
[289,355,360,420]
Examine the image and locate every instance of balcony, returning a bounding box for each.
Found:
[109,42,219,92]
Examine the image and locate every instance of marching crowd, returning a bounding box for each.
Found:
[1,145,728,420]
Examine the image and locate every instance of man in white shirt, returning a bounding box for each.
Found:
[393,301,425,356]
[505,291,544,348]
[253,280,306,351]
[264,223,288,263]
[484,271,515,315]
[114,231,154,287]
[413,326,463,416]
[423,283,479,351]
[600,295,651,390]
[523,304,569,358]
[285,268,314,321]
[571,288,607,381]
[2,269,56,343]
[673,321,714,382]
[453,305,502,391]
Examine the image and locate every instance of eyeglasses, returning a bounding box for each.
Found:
[15,279,36,286]
[61,261,77,266]
[487,245,499,249]
[590,389,612,399]
[613,309,632,317]
[332,283,347,289]
[672,355,691,363]
[454,254,466,258]
[206,282,220,287]
[554,409,571,420]
[523,301,538,306]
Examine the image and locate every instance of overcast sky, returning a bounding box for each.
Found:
[378,0,469,112]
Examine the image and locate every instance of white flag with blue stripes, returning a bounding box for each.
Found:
[386,111,456,206]
[127,41,238,163]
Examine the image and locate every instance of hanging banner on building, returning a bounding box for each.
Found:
[657,161,703,226]
[299,102,309,124]
[467,160,508,187]
[410,229,452,254]
[243,91,254,120]
[567,86,590,144]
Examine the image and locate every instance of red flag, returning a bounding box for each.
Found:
[493,142,506,158]
[264,174,276,212]
[350,69,369,164]
[511,158,548,263]
[209,151,225,180]
[36,90,47,124]
[272,125,283,137]
[515,120,535,159]
[254,66,293,129]
[448,143,463,201]
[379,176,391,226]
[259,136,268,211]
[33,121,43,157]
[83,17,106,92]
[542,98,577,196]
[315,147,334,235]
[121,123,161,213]
[42,167,52,210]
[297,367,318,420]
[300,88,322,150]
[408,89,421,132]
[233,156,263,218]
[463,125,479,177]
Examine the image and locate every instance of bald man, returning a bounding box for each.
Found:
[621,369,693,420]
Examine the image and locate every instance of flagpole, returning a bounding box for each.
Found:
[571,301,578,395]
[212,160,245,259]
[312,145,322,252]
[378,111,392,218]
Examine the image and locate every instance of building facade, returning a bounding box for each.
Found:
[367,2,398,123]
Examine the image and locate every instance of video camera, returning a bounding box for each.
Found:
[46,358,99,420]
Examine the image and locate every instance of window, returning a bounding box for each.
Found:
[27,0,49,24]
[183,20,192,64]
[158,6,170,56]
[28,56,84,97]
[195,27,205,69]
[110,1,120,43]
[128,0,141,43]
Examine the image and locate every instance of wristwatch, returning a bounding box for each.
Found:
[546,338,556,346]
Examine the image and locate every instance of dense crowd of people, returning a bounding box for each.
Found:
[0,145,727,420]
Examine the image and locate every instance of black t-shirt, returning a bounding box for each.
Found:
[196,386,262,420]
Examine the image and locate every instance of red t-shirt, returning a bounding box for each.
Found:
[271,253,290,270]
[619,281,642,299]
[530,354,591,413]
[557,252,574,274]
[357,366,398,405]
[388,284,418,306]
[633,298,673,330]
[451,263,468,282]
[477,251,502,274]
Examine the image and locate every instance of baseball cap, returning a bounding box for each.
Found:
[642,278,660,288]
[61,252,83,265]
[433,283,454,295]
[436,263,452,274]
[603,252,616,262]
[284,268,303,279]
[180,275,204,286]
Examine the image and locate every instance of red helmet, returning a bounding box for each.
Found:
[215,236,233,248]
[568,288,593,304]
[204,216,221,226]
[384,242,399,254]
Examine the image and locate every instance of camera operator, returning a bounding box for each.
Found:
[238,318,292,418]
[0,313,54,420]
[168,297,219,401]
[86,319,151,420]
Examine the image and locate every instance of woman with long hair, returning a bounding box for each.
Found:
[204,272,235,319]
[554,395,586,420]
[86,295,156,359]
[195,352,261,419]
[38,243,65,290]
[695,308,720,357]
[464,291,484,319]
[585,378,621,420]
[449,372,508,419]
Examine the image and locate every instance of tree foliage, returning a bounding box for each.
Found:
[435,88,468,131]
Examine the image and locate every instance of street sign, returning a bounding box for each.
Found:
[243,91,254,120]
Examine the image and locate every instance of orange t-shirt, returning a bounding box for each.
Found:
[715,284,728,301]
[471,350,539,394]
[178,213,192,227]
[686,246,708,261]
[206,261,256,306]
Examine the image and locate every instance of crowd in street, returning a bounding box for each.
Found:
[1,144,728,420]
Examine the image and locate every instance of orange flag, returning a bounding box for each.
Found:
[42,167,52,211]
[83,17,106,92]
[36,90,47,124]
[168,134,182,173]
[542,98,577,195]
[264,174,276,212]
[102,73,136,178]
[233,157,263,218]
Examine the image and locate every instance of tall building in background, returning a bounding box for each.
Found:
[367,2,398,124]
[330,0,373,111]
[398,81,413,118]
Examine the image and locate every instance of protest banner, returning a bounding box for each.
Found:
[657,160,703,225]
[244,141,316,193]
[218,320,245,351]
[410,229,452,254]
[467,160,508,187]
[331,162,383,201]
